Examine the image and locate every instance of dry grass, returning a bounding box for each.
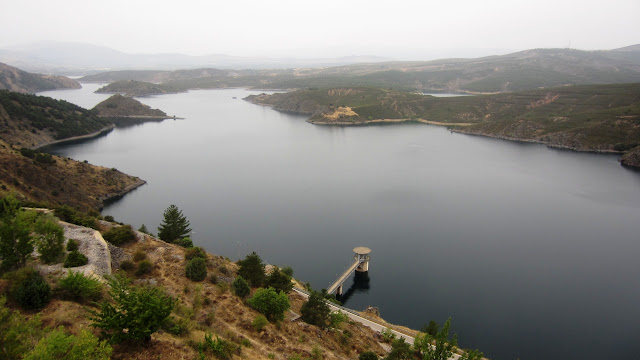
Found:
[324,106,358,120]
[4,230,390,360]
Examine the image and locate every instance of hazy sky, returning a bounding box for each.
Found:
[1,0,639,58]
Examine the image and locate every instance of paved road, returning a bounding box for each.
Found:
[291,287,463,359]
[292,287,415,344]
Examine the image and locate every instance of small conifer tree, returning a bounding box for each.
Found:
[157,205,191,243]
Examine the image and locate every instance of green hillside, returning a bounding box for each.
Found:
[0,90,111,147]
[246,84,640,167]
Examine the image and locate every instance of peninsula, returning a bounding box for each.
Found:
[0,61,81,93]
[92,94,176,122]
[0,90,150,211]
[245,84,640,169]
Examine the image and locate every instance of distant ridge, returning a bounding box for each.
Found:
[612,43,640,52]
[0,62,80,93]
[80,47,640,95]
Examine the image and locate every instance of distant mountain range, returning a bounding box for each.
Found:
[0,41,392,74]
[2,41,640,95]
[77,46,640,95]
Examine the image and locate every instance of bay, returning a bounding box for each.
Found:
[40,86,640,360]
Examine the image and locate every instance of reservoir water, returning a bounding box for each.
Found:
[40,85,640,360]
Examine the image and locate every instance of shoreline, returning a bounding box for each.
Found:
[31,124,115,150]
[246,99,637,168]
[453,128,623,155]
[309,117,474,127]
[98,178,147,210]
[309,116,633,165]
[98,115,184,120]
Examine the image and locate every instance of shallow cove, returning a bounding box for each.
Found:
[42,86,640,360]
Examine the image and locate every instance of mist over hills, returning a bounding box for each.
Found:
[0,41,393,74]
[74,45,640,96]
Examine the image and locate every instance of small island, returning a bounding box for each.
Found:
[92,94,179,124]
[95,80,173,97]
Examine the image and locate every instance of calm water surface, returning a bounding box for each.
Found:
[40,86,640,360]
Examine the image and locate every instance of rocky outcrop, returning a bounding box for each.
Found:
[38,221,112,278]
[621,146,640,169]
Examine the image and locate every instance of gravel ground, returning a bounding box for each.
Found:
[38,221,112,278]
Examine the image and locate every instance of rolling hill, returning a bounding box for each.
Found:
[81,46,640,95]
[0,90,148,211]
[0,62,80,93]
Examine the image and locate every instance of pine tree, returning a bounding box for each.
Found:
[237,252,266,287]
[264,267,293,293]
[300,291,330,328]
[157,205,191,243]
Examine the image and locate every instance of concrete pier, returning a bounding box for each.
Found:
[327,247,371,296]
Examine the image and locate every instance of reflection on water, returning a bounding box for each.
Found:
[337,271,371,304]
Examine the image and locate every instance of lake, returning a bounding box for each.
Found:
[40,85,640,360]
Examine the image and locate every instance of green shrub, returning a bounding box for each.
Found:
[185,246,207,260]
[53,206,97,229]
[34,153,55,165]
[119,260,135,271]
[34,217,65,264]
[252,315,268,332]
[66,239,78,252]
[201,333,237,360]
[381,327,396,342]
[386,338,413,360]
[133,250,147,262]
[162,315,191,336]
[89,275,175,343]
[232,276,250,298]
[330,311,349,329]
[101,225,135,246]
[56,271,103,303]
[0,202,35,272]
[135,260,154,277]
[64,251,88,268]
[247,287,290,322]
[359,350,379,360]
[281,266,293,277]
[0,296,44,359]
[185,258,207,282]
[137,224,151,235]
[10,268,51,310]
[174,237,193,248]
[19,147,36,159]
[23,327,112,360]
[264,267,293,294]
